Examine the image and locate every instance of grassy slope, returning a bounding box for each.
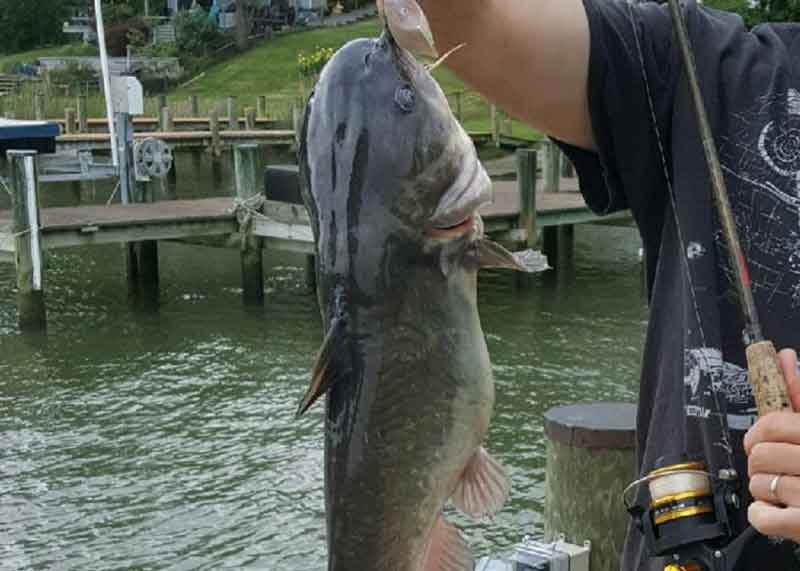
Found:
[174,19,539,139]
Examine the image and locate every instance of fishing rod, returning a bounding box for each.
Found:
[624,1,794,570]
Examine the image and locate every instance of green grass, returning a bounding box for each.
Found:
[0,44,98,74]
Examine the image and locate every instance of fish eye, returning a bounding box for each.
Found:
[394,84,415,113]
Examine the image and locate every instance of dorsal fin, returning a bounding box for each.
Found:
[296,314,349,417]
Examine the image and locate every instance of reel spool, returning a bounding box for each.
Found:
[624,457,755,571]
[134,138,173,180]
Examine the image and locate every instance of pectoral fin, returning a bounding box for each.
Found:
[451,447,510,518]
[296,316,348,417]
[422,514,473,571]
[475,239,550,273]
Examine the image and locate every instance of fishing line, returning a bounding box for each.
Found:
[626,0,736,469]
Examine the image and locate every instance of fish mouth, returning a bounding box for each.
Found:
[426,153,492,240]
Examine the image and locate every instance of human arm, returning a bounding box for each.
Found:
[744,349,800,542]
[418,0,595,150]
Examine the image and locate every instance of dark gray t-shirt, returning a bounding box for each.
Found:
[558,1,800,569]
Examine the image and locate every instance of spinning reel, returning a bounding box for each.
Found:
[625,457,758,571]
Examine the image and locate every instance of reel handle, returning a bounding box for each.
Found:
[746,340,793,415]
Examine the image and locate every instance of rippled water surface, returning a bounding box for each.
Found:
[0,151,646,570]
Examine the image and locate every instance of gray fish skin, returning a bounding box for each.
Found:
[299,35,499,571]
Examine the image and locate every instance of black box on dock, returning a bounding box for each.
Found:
[264,164,302,204]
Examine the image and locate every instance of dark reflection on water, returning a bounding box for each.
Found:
[0,150,646,570]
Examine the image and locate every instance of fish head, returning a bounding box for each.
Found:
[300,36,524,317]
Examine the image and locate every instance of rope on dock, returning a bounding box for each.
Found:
[0,176,11,198]
[230,194,267,251]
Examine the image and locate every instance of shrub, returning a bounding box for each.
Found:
[297,46,335,78]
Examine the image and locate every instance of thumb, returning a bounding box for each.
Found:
[778,348,800,411]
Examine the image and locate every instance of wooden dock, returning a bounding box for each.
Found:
[0,146,632,330]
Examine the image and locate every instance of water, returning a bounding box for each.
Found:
[0,151,647,570]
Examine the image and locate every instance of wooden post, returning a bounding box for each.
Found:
[543,224,575,272]
[158,94,167,112]
[454,91,463,122]
[190,95,199,117]
[515,148,538,290]
[516,148,538,249]
[244,106,256,130]
[560,150,576,178]
[209,108,222,157]
[234,144,264,305]
[544,402,636,571]
[227,96,238,130]
[77,95,88,133]
[292,104,301,145]
[490,103,499,147]
[64,108,76,135]
[159,106,173,132]
[8,150,46,330]
[543,140,561,193]
[34,92,45,121]
[257,95,267,119]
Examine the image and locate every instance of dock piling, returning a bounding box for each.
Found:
[543,140,561,193]
[516,148,539,289]
[257,95,267,119]
[234,144,264,305]
[244,107,256,131]
[544,402,636,571]
[227,96,238,130]
[77,95,88,133]
[9,151,46,331]
[190,95,199,117]
[209,108,222,157]
[64,108,76,135]
[159,106,173,132]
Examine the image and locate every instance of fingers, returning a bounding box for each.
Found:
[748,501,800,542]
[779,348,800,411]
[748,442,800,476]
[744,411,800,455]
[749,473,800,506]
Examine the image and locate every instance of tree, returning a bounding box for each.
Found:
[0,0,67,53]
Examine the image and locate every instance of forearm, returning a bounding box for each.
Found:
[421,0,595,149]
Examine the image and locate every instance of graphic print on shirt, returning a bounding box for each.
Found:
[717,88,800,311]
[684,347,757,431]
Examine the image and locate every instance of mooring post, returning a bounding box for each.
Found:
[244,106,256,131]
[34,92,45,121]
[190,95,199,117]
[515,148,539,290]
[543,224,575,272]
[9,151,46,331]
[209,108,222,157]
[292,104,301,146]
[257,95,267,119]
[544,402,636,571]
[64,108,76,135]
[227,96,238,130]
[157,94,167,113]
[543,140,561,193]
[234,144,264,304]
[77,95,88,133]
[516,148,538,249]
[159,105,173,132]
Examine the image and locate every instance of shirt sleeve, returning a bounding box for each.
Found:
[555,0,679,224]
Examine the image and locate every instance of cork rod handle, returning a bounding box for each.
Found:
[746,341,793,415]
